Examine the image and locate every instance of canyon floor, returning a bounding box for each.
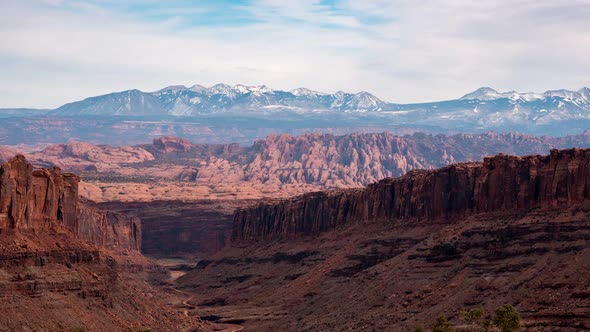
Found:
[171,206,590,331]
[0,226,208,331]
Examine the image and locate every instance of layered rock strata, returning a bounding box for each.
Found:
[233,148,590,240]
[0,155,140,251]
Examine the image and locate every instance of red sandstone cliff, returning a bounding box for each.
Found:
[0,155,140,251]
[233,148,590,241]
[77,201,141,252]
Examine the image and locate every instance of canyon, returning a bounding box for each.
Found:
[2,133,590,331]
[178,148,590,331]
[4,2,589,331]
[4,131,590,260]
[0,132,590,258]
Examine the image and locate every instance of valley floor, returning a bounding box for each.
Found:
[172,205,590,331]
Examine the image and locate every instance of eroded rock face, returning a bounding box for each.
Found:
[0,155,78,230]
[233,148,590,241]
[0,155,140,251]
[97,199,255,258]
[77,202,141,252]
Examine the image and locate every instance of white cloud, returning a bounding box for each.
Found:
[0,0,589,108]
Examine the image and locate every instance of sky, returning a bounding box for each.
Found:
[1,0,589,108]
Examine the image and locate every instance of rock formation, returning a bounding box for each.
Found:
[5,131,590,203]
[78,201,141,252]
[0,154,78,230]
[0,155,207,331]
[0,155,140,251]
[151,136,195,153]
[233,148,590,241]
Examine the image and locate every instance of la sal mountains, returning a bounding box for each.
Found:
[1,84,589,145]
[15,83,590,118]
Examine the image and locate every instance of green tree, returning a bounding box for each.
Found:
[432,314,455,332]
[493,304,521,332]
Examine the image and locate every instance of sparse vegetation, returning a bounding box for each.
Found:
[493,305,521,332]
[416,305,521,332]
[432,315,455,332]
[462,307,484,324]
[462,307,484,330]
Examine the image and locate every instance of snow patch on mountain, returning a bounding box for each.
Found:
[292,88,327,96]
[462,87,590,105]
[460,87,505,101]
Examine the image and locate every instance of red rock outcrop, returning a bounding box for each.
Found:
[0,154,78,230]
[233,148,590,241]
[152,136,194,153]
[0,155,140,251]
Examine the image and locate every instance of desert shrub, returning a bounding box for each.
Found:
[432,314,455,332]
[493,305,521,332]
[462,307,484,325]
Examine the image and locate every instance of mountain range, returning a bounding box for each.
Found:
[1,84,590,144]
[45,84,590,120]
[49,84,391,116]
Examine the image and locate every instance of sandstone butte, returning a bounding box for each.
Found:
[233,148,590,241]
[0,154,140,251]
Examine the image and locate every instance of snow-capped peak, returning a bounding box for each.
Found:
[353,91,382,103]
[460,87,589,103]
[233,84,251,94]
[334,91,347,98]
[189,84,208,93]
[247,85,273,94]
[510,92,544,102]
[577,87,590,102]
[460,87,503,100]
[232,84,274,94]
[348,92,383,109]
[543,89,580,100]
[209,83,233,95]
[291,88,327,96]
